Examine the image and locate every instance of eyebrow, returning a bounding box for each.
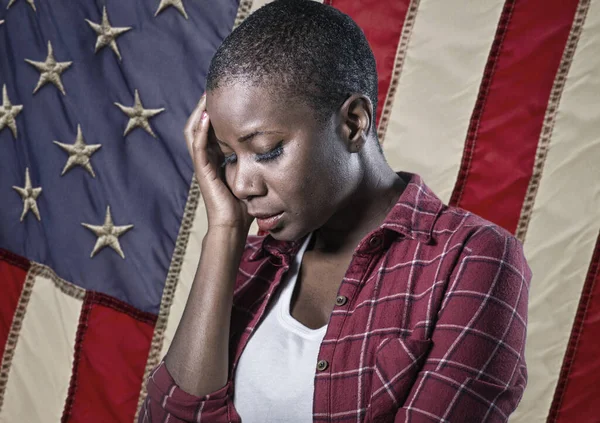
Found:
[217,130,285,148]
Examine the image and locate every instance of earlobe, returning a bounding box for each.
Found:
[349,136,365,153]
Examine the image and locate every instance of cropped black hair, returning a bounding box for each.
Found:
[206,0,379,129]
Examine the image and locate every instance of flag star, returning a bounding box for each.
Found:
[12,168,42,222]
[85,7,131,61]
[155,0,188,19]
[82,206,133,259]
[0,85,23,139]
[53,125,102,177]
[7,0,36,12]
[25,41,72,95]
[115,89,164,137]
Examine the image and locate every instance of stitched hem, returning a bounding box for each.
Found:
[0,263,35,410]
[0,249,31,272]
[133,178,202,421]
[515,0,591,243]
[376,0,420,143]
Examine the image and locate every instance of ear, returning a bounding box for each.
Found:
[339,94,373,153]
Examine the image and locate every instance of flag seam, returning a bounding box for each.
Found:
[0,264,36,411]
[515,0,591,243]
[376,0,420,143]
[134,178,201,421]
[0,249,31,272]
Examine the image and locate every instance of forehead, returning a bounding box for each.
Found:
[206,81,316,140]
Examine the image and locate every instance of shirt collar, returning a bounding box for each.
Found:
[379,171,444,243]
[248,172,444,261]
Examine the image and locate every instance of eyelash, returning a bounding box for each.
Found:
[221,142,284,168]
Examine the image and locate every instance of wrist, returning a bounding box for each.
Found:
[203,225,248,249]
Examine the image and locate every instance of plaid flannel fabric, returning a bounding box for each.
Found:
[140,172,531,423]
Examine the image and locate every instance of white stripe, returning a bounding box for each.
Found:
[0,273,82,422]
[382,0,505,202]
[510,1,600,420]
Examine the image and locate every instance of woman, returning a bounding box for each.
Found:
[140,1,531,422]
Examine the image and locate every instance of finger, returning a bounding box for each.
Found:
[184,94,207,158]
[189,111,211,169]
[184,94,206,143]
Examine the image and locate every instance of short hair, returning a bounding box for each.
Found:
[206,0,379,128]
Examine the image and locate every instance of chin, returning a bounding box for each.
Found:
[267,222,310,243]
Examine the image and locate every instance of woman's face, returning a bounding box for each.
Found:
[206,82,360,241]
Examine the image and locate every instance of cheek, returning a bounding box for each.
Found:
[288,148,343,208]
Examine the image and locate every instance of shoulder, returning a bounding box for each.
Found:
[434,204,522,253]
[434,205,532,291]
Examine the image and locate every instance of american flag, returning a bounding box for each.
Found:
[0,0,598,422]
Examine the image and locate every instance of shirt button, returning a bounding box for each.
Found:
[369,236,382,247]
[317,360,329,371]
[335,295,348,306]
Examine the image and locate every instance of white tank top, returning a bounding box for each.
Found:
[233,233,327,422]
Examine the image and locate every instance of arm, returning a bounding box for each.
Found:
[138,94,252,422]
[395,226,531,422]
[165,227,246,395]
[138,229,246,423]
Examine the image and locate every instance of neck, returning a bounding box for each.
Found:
[311,161,407,256]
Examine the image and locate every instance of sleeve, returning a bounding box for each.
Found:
[137,361,240,423]
[394,226,531,422]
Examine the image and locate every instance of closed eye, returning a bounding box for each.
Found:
[221,142,284,168]
[256,142,284,162]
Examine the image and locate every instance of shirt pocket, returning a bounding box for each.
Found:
[367,335,432,422]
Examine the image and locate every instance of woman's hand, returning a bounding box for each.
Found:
[184,94,253,232]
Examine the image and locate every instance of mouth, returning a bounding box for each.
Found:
[252,212,284,232]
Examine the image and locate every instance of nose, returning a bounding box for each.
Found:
[228,159,266,201]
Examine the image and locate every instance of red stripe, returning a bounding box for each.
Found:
[549,232,600,422]
[62,291,156,423]
[448,0,580,234]
[0,250,30,363]
[329,0,411,126]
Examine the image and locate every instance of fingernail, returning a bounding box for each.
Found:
[201,111,208,120]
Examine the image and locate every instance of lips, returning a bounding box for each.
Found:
[253,212,284,232]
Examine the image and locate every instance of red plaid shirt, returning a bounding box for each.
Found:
[140,172,531,422]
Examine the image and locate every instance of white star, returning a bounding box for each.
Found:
[25,41,73,95]
[115,89,164,137]
[0,85,23,139]
[7,0,36,12]
[12,168,42,222]
[82,206,134,259]
[155,0,188,19]
[85,7,131,61]
[53,125,102,177]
